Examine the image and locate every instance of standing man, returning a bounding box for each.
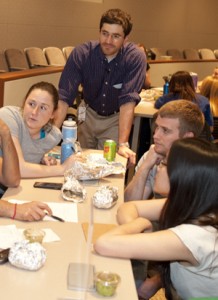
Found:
[55,8,147,165]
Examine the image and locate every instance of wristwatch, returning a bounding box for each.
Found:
[118,142,130,148]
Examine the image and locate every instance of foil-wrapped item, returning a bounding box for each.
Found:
[62,177,86,202]
[8,240,46,271]
[64,156,125,181]
[92,185,118,209]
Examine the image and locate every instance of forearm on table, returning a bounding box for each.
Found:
[114,218,152,235]
[117,199,166,225]
[0,200,13,218]
[19,161,65,178]
[117,202,139,224]
[94,217,152,257]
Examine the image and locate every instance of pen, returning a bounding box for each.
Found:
[46,213,65,222]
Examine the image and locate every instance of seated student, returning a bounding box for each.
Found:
[200,75,218,117]
[0,119,52,221]
[198,66,218,89]
[125,100,204,201]
[0,81,80,178]
[95,137,218,300]
[155,71,214,132]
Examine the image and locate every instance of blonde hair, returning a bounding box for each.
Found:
[200,76,214,98]
[201,76,218,117]
[210,79,218,116]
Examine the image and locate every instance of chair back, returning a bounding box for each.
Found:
[24,47,48,68]
[150,48,166,60]
[4,48,30,71]
[167,49,184,60]
[62,46,75,60]
[183,48,200,60]
[214,49,218,59]
[43,47,66,66]
[0,50,9,72]
[198,48,216,59]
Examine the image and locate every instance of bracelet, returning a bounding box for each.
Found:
[12,203,17,220]
[118,142,130,148]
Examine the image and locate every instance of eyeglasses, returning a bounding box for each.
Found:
[100,30,124,41]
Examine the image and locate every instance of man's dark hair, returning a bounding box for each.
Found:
[100,8,133,37]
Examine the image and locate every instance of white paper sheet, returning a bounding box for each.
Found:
[0,225,61,249]
[8,199,78,223]
[0,225,23,249]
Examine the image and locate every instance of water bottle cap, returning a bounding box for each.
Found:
[63,119,76,127]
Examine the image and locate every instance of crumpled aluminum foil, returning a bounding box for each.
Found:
[64,159,125,181]
[61,177,86,202]
[8,240,46,271]
[92,185,118,209]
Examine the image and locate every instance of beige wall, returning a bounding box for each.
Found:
[3,73,61,107]
[0,0,217,51]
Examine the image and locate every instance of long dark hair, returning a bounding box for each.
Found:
[169,71,196,101]
[159,138,218,299]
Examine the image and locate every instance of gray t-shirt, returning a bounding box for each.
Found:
[0,106,62,163]
[170,224,218,299]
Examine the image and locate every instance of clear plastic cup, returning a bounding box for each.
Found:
[23,228,45,244]
[95,271,120,297]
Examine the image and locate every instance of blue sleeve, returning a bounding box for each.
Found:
[118,48,147,106]
[58,46,84,107]
[154,95,167,109]
[204,103,214,126]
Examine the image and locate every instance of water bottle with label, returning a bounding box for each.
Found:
[61,118,77,163]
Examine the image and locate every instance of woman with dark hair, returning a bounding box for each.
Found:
[94,138,218,299]
[155,71,214,132]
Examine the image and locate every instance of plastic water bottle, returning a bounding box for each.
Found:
[62,119,77,141]
[163,76,170,95]
[61,119,77,163]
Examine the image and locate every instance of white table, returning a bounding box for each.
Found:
[1,150,138,300]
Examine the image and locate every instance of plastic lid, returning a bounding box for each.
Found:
[63,119,76,127]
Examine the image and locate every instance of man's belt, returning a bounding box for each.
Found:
[89,105,119,117]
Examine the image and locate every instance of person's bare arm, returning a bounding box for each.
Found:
[12,136,82,178]
[124,145,163,201]
[0,119,20,187]
[144,70,151,89]
[53,100,69,128]
[117,199,166,224]
[118,102,136,166]
[0,200,52,221]
[94,216,197,265]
